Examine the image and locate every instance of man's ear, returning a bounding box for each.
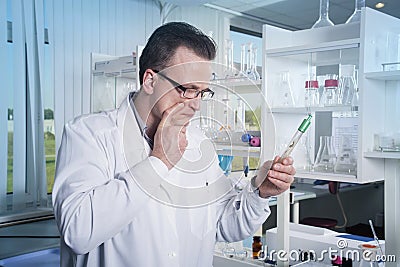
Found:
[142,69,157,95]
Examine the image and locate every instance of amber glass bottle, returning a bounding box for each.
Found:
[252,236,262,259]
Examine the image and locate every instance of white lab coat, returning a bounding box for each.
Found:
[52,95,271,267]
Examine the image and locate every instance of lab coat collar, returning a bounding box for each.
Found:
[116,93,151,166]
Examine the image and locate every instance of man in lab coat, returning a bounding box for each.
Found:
[52,22,295,267]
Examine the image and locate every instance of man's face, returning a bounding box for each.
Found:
[150,46,212,120]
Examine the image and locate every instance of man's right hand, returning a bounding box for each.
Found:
[150,101,196,170]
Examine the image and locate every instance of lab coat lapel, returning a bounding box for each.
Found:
[117,94,150,169]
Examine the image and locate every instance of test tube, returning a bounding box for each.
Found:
[277,114,312,163]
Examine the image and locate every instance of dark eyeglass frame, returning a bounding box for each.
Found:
[153,70,214,100]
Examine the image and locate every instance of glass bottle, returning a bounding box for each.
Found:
[339,65,356,106]
[314,136,336,172]
[322,78,339,106]
[275,71,295,107]
[334,135,357,175]
[312,0,334,29]
[252,236,263,259]
[304,80,319,107]
[346,0,365,24]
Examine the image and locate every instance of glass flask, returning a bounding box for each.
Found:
[275,71,295,107]
[245,43,256,79]
[314,136,336,172]
[346,0,365,24]
[248,46,260,80]
[224,39,235,78]
[334,135,357,175]
[201,98,217,140]
[304,80,319,107]
[339,65,356,106]
[312,0,334,28]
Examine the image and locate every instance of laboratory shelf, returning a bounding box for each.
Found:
[266,38,360,58]
[295,170,358,183]
[212,78,261,94]
[269,105,354,114]
[215,144,260,158]
[363,151,400,159]
[364,70,400,80]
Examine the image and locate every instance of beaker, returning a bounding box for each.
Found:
[346,0,365,24]
[339,65,356,106]
[334,135,357,175]
[312,0,334,28]
[275,71,295,107]
[314,136,336,172]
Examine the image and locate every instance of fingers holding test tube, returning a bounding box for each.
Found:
[256,156,296,198]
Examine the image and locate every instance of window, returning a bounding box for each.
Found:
[1,0,52,222]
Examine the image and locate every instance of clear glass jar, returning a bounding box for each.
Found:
[312,0,334,28]
[322,78,339,106]
[304,80,319,107]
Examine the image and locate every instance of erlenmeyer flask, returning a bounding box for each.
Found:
[312,0,334,29]
[275,71,295,107]
[334,135,357,175]
[314,136,336,172]
[346,0,365,24]
[248,46,260,80]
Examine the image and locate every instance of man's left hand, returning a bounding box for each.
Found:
[254,156,296,198]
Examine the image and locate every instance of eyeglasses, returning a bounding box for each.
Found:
[154,70,214,101]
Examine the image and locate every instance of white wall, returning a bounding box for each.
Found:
[48,0,161,151]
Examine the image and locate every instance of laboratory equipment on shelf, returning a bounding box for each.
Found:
[314,136,336,172]
[245,43,260,80]
[224,39,235,78]
[312,0,334,28]
[321,77,339,106]
[304,80,320,107]
[339,65,357,106]
[346,0,365,24]
[334,135,357,175]
[239,43,247,78]
[274,71,295,107]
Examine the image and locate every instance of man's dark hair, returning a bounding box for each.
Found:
[139,22,216,85]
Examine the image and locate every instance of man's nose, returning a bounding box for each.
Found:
[187,97,201,111]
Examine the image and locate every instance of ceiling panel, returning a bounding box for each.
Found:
[209,0,400,30]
